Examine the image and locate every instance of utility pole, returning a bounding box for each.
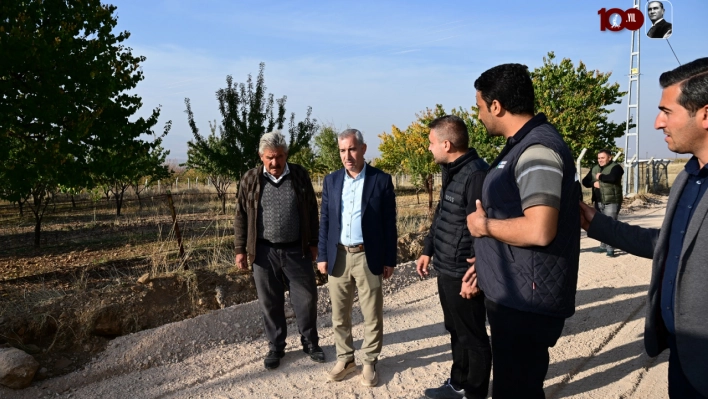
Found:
[623,0,641,195]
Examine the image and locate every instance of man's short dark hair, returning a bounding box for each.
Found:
[598,149,612,157]
[429,115,469,149]
[648,1,665,10]
[473,63,535,116]
[659,57,708,116]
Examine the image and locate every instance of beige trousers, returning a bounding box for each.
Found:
[328,247,383,365]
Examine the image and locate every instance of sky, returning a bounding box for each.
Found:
[109,0,704,163]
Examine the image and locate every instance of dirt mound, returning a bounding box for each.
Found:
[0,268,257,380]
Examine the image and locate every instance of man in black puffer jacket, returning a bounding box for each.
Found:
[416,115,491,399]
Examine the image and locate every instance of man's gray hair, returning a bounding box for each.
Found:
[259,131,288,154]
[338,129,366,146]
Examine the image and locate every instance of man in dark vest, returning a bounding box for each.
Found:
[582,149,624,257]
[234,131,324,370]
[465,63,581,399]
[416,115,491,399]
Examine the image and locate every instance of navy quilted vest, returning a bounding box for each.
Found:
[475,114,581,318]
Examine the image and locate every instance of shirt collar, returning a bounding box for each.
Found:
[263,163,290,183]
[345,163,367,181]
[653,18,665,25]
[684,156,708,177]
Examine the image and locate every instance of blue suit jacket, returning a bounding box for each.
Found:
[317,165,397,275]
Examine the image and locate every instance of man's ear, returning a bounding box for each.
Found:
[490,99,503,117]
[700,105,708,130]
[444,140,453,152]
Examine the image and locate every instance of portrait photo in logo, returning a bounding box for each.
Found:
[645,1,673,39]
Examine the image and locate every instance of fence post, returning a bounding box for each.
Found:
[575,148,587,183]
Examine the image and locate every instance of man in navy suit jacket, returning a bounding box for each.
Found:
[317,129,397,387]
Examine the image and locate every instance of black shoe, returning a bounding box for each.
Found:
[264,350,285,370]
[607,250,617,257]
[303,345,325,363]
[424,378,465,399]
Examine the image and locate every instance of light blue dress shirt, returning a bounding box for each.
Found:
[340,164,366,246]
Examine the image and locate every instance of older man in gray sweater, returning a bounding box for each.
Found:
[234,131,323,370]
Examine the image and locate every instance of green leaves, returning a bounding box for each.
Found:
[184,63,318,181]
[531,52,626,164]
[0,0,167,244]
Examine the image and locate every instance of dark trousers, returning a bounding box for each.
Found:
[438,273,491,399]
[485,299,565,399]
[252,242,319,352]
[667,334,707,398]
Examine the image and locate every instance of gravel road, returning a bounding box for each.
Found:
[1,200,669,399]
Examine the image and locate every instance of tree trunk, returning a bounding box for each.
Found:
[220,192,226,214]
[116,190,124,216]
[34,218,42,247]
[70,195,76,209]
[135,190,143,210]
[18,200,24,217]
[29,187,50,248]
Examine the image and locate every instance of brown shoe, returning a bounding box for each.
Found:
[361,364,378,387]
[328,360,356,381]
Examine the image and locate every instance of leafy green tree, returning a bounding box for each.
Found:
[0,0,164,246]
[530,52,625,164]
[91,120,171,216]
[288,145,324,177]
[129,139,172,210]
[378,106,445,212]
[184,63,318,199]
[313,125,342,174]
[183,121,233,214]
[450,106,505,163]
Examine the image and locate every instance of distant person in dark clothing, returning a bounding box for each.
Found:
[416,115,491,399]
[647,1,672,39]
[581,149,624,257]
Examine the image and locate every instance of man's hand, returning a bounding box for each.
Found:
[595,173,602,180]
[467,200,489,238]
[235,253,248,270]
[579,201,597,231]
[309,246,318,262]
[416,255,431,278]
[317,261,328,275]
[460,258,480,299]
[383,266,394,280]
[593,181,600,189]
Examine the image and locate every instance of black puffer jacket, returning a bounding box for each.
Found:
[423,149,488,278]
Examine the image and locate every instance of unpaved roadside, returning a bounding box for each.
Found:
[1,200,668,399]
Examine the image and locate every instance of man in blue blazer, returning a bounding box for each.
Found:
[317,128,397,387]
[581,58,708,398]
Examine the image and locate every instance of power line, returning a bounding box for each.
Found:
[666,39,681,65]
